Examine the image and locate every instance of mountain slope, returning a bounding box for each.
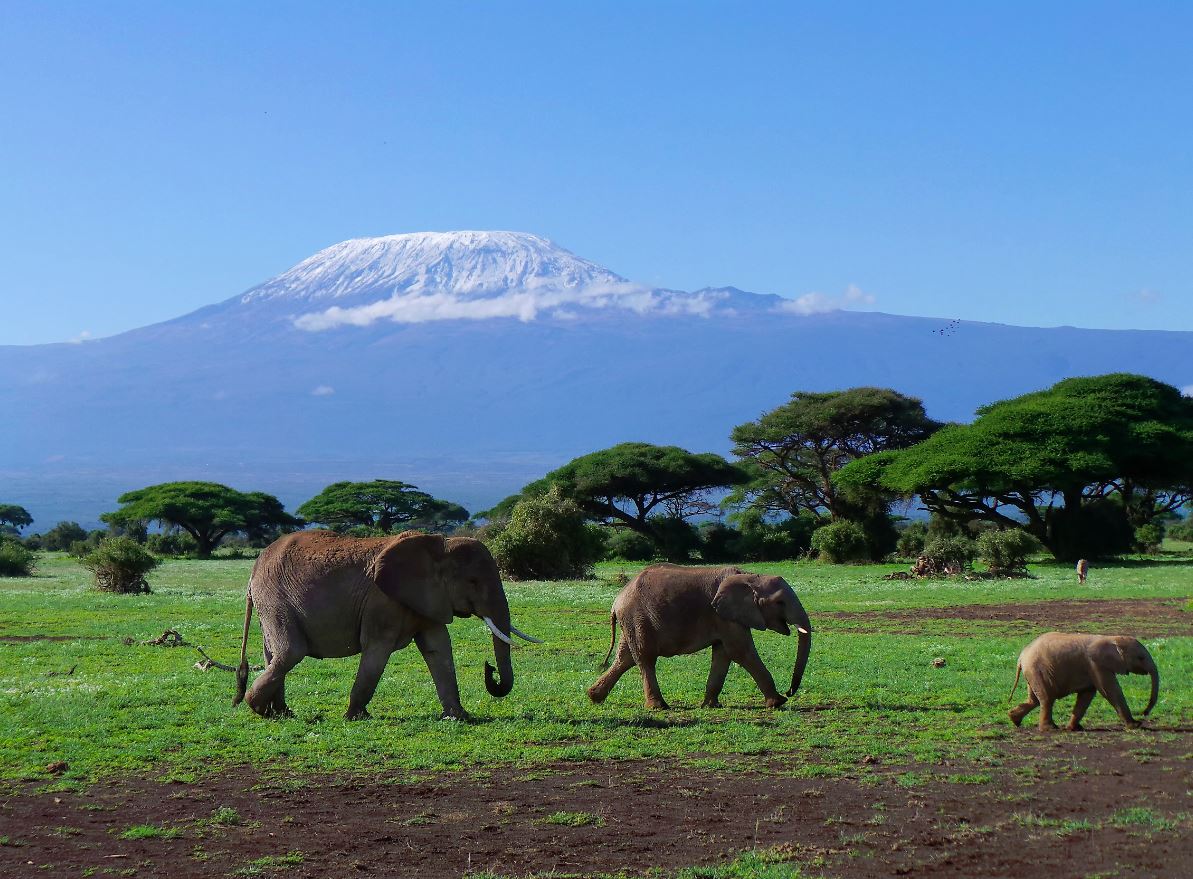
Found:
[1,232,1190,528]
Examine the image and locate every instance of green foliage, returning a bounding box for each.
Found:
[487,485,606,580]
[922,533,977,570]
[602,527,657,561]
[839,374,1193,560]
[650,515,703,562]
[896,521,929,558]
[119,823,180,840]
[1046,499,1133,561]
[0,536,36,577]
[1134,522,1165,553]
[810,520,869,563]
[145,531,199,557]
[37,521,88,552]
[975,529,1042,573]
[1167,517,1193,543]
[297,480,468,534]
[727,508,817,561]
[730,387,939,521]
[80,537,159,593]
[103,482,301,558]
[0,503,33,533]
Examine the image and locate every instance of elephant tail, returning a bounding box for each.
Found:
[599,613,617,670]
[232,580,254,707]
[1008,662,1022,702]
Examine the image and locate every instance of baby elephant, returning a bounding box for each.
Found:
[1009,632,1159,731]
[587,564,812,710]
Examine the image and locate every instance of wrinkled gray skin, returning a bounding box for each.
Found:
[1009,632,1159,731]
[233,530,518,721]
[587,564,812,710]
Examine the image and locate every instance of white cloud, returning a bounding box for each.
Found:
[68,330,93,344]
[311,385,335,396]
[292,282,720,331]
[775,284,876,316]
[1130,288,1162,306]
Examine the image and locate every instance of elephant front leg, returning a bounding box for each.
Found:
[415,626,468,720]
[732,641,785,709]
[1067,689,1096,731]
[346,642,394,720]
[702,643,731,708]
[1095,673,1140,729]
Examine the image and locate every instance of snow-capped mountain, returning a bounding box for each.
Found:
[1,231,1190,529]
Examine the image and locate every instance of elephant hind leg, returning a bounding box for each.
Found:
[1009,685,1040,727]
[639,655,670,711]
[346,640,395,721]
[247,632,306,718]
[1068,688,1096,731]
[588,641,635,704]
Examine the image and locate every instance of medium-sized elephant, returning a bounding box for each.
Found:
[1008,632,1159,731]
[587,564,812,710]
[233,530,540,720]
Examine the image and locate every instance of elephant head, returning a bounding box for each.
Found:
[1096,636,1159,717]
[372,533,539,699]
[711,572,813,698]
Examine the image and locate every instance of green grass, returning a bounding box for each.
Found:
[232,852,305,875]
[542,810,604,827]
[117,823,181,840]
[1,553,1190,787]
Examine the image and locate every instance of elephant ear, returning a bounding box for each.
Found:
[711,575,767,631]
[1092,637,1127,672]
[371,533,453,625]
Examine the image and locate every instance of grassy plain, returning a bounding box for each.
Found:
[2,552,1190,792]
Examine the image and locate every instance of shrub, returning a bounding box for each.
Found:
[603,527,656,562]
[810,520,869,563]
[976,529,1043,574]
[487,486,605,580]
[920,533,976,573]
[146,531,199,557]
[0,537,36,577]
[729,509,816,561]
[1167,517,1193,543]
[895,521,929,558]
[81,537,158,594]
[649,516,702,562]
[1133,523,1164,553]
[697,521,739,563]
[39,521,88,552]
[1046,500,1133,561]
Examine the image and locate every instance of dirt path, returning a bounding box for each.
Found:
[2,732,1189,878]
[821,597,1193,637]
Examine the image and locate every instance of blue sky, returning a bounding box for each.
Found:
[2,1,1191,345]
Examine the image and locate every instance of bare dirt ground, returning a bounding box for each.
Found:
[2,733,1190,878]
[821,598,1193,637]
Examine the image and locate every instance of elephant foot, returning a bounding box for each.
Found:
[439,708,471,722]
[344,708,372,721]
[644,699,671,711]
[701,698,722,708]
[586,686,608,704]
[1008,709,1025,727]
[1038,721,1058,732]
[1123,720,1142,729]
[765,695,788,710]
[1066,722,1084,732]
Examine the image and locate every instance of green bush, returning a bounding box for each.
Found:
[697,522,739,563]
[81,537,158,594]
[1168,517,1193,543]
[810,520,869,563]
[487,486,605,580]
[146,531,199,557]
[729,509,816,562]
[39,521,88,552]
[975,529,1042,573]
[603,527,657,562]
[1133,522,1164,553]
[0,537,36,577]
[649,516,702,562]
[895,521,929,558]
[1046,500,1133,561]
[921,533,977,571]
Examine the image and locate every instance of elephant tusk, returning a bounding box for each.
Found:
[509,625,543,644]
[796,627,810,635]
[482,616,515,646]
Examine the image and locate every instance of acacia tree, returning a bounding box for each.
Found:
[103,482,301,558]
[730,388,941,521]
[518,442,746,558]
[837,374,1193,560]
[0,504,33,534]
[297,480,469,534]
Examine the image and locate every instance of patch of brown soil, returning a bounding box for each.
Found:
[1,734,1189,878]
[822,598,1193,637]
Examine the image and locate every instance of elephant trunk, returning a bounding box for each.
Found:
[785,605,813,698]
[1143,654,1159,717]
[482,597,514,698]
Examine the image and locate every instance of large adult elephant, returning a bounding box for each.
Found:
[587,564,812,710]
[232,530,539,720]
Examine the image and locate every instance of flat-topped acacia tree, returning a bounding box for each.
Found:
[0,503,33,534]
[837,374,1193,560]
[102,482,301,558]
[297,480,469,534]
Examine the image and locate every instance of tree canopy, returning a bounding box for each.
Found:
[103,482,301,558]
[0,503,33,533]
[837,374,1193,560]
[296,480,469,534]
[730,387,940,521]
[525,442,747,555]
